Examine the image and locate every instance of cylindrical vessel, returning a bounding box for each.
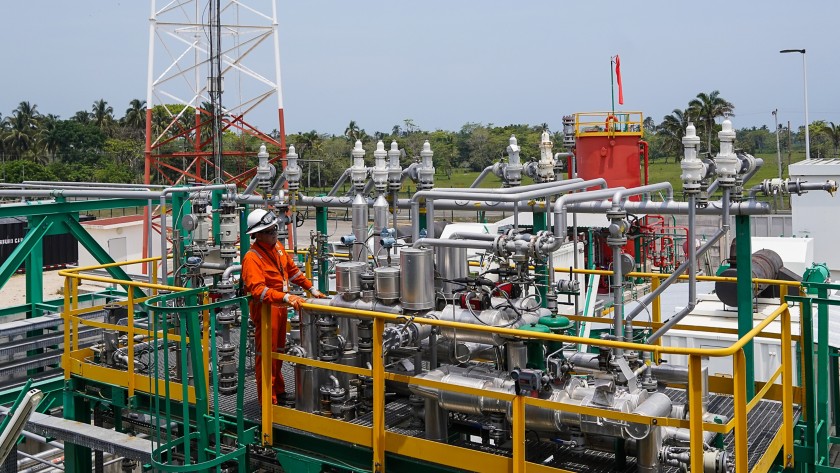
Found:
[373,195,390,266]
[436,246,467,299]
[374,266,401,303]
[352,193,369,262]
[399,248,435,310]
[336,261,367,296]
[715,248,783,306]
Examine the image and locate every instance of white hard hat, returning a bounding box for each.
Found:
[246,209,278,235]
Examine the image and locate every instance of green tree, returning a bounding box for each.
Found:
[71,110,93,125]
[3,112,35,159]
[344,120,360,142]
[688,90,734,153]
[658,109,690,163]
[38,114,63,164]
[123,98,146,131]
[817,122,840,158]
[92,99,115,133]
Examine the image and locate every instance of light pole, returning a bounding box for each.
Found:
[780,49,810,159]
[772,109,782,179]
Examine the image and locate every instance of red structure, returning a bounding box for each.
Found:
[572,112,647,195]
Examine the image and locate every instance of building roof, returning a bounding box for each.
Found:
[80,214,145,229]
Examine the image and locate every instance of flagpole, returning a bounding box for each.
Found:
[610,56,616,115]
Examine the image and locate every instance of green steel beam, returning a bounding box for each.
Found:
[64,216,146,300]
[0,217,54,295]
[63,381,93,473]
[0,198,147,219]
[735,215,755,399]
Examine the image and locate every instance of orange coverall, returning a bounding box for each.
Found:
[242,239,313,404]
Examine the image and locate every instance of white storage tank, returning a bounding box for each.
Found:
[790,158,840,279]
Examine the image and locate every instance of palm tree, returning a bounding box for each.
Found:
[38,114,62,164]
[344,120,360,142]
[3,112,35,159]
[14,101,40,127]
[123,99,146,130]
[92,99,114,131]
[688,90,735,152]
[71,110,93,125]
[820,122,840,158]
[658,109,691,163]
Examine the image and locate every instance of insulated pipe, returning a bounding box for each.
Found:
[470,165,495,188]
[25,180,169,189]
[564,198,772,216]
[269,173,287,196]
[610,182,674,209]
[410,179,606,242]
[433,177,587,195]
[413,238,494,251]
[612,243,625,351]
[222,264,242,284]
[327,169,351,196]
[553,188,624,238]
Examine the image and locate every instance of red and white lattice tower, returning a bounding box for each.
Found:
[142,0,287,268]
[143,0,287,187]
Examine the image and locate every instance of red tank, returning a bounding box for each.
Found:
[571,112,647,273]
[573,112,645,197]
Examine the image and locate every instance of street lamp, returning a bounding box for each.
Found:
[780,49,810,160]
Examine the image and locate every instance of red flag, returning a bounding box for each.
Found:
[615,55,624,105]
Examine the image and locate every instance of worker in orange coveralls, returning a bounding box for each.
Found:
[242,208,326,404]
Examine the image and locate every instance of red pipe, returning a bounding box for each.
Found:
[639,140,650,185]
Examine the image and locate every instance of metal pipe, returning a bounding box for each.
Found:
[610,182,674,209]
[612,242,624,352]
[222,264,241,283]
[411,179,606,242]
[625,228,725,323]
[24,180,169,189]
[413,238,494,251]
[645,191,730,343]
[553,188,623,238]
[327,169,351,196]
[565,198,772,216]
[469,165,495,188]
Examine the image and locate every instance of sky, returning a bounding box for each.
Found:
[2,1,838,137]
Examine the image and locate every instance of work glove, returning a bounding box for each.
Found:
[285,294,306,311]
[310,289,327,299]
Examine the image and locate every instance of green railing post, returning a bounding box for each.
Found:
[316,206,329,294]
[735,215,755,399]
[816,287,830,466]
